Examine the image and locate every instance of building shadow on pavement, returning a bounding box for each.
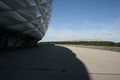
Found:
[0,44,90,80]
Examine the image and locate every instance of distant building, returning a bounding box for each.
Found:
[0,0,52,48]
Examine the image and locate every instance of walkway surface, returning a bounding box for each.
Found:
[0,44,120,80]
[61,45,120,80]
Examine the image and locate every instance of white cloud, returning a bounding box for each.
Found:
[41,20,120,42]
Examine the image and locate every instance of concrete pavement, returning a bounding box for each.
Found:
[60,45,120,80]
[0,44,120,80]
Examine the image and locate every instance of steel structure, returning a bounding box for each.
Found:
[0,0,52,48]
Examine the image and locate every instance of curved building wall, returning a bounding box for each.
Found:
[0,0,52,48]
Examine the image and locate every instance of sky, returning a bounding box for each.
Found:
[42,0,120,42]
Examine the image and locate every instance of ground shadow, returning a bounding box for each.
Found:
[0,44,90,80]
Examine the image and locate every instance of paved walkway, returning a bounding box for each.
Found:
[0,44,120,80]
[61,45,120,80]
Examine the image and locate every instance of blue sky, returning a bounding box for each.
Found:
[42,0,120,42]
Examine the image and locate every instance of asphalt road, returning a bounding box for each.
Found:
[0,44,120,80]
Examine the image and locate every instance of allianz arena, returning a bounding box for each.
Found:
[0,0,52,48]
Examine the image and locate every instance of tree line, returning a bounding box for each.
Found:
[39,41,120,47]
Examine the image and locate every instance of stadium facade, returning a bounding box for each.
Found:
[0,0,52,48]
